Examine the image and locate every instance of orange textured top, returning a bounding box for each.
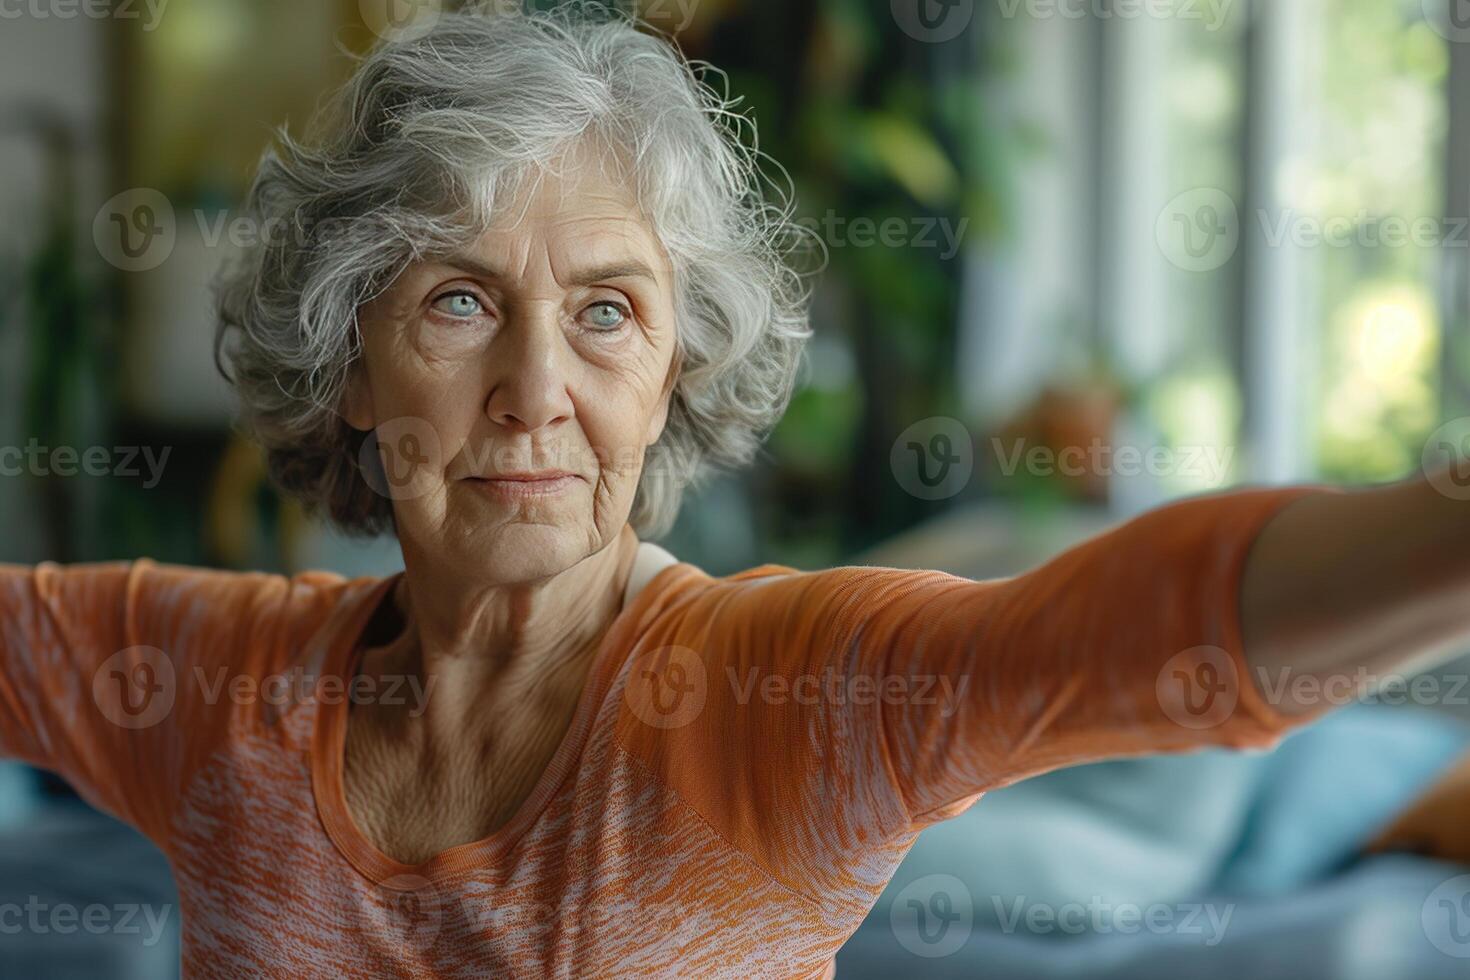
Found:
[0,486,1324,978]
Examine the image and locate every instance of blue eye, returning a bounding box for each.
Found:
[585,302,627,330]
[432,292,484,318]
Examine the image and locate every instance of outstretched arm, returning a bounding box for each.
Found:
[612,477,1470,900]
[1246,470,1470,868]
[0,561,341,849]
[1242,474,1470,715]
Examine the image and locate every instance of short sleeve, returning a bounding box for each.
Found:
[0,560,344,849]
[612,486,1330,902]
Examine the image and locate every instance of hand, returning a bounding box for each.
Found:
[1366,750,1470,865]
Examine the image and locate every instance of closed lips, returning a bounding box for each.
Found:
[476,471,578,482]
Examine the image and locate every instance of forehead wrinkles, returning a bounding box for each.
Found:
[473,147,669,281]
[474,202,667,291]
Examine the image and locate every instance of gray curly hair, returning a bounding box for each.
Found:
[214,2,812,539]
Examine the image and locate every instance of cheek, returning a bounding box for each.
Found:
[573,363,668,481]
[365,343,487,467]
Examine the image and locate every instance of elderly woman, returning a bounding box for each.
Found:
[2,6,1469,978]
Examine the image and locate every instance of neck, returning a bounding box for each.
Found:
[364,525,642,729]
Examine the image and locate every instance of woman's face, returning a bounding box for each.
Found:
[346,164,679,584]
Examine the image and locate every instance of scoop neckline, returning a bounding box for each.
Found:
[309,560,698,886]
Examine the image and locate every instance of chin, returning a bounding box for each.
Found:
[458,521,604,585]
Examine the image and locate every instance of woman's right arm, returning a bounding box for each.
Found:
[0,560,330,847]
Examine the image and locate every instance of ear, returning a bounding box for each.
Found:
[341,356,375,432]
[643,350,681,446]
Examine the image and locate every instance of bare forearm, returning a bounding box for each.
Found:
[1241,476,1470,714]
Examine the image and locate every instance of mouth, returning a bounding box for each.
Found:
[463,471,583,499]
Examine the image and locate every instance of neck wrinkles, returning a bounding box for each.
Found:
[366,525,641,714]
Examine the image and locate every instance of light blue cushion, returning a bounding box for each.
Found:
[871,748,1270,929]
[1216,704,1470,896]
[0,763,40,828]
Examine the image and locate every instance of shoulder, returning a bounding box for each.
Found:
[123,559,358,619]
[112,560,391,675]
[629,556,974,666]
[654,558,967,608]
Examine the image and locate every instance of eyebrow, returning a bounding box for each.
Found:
[441,257,661,287]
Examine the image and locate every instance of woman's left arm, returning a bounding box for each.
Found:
[615,478,1470,894]
[1241,474,1470,714]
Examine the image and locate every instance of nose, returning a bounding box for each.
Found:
[483,305,576,433]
